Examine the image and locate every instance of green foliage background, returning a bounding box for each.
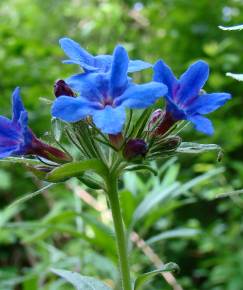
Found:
[1,0,243,289]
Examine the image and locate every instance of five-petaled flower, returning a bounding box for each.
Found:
[52,45,167,134]
[153,60,231,135]
[0,87,71,162]
[59,37,152,73]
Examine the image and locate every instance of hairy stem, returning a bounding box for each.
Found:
[106,174,132,290]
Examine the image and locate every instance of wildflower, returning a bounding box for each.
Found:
[153,60,231,135]
[52,45,167,134]
[0,87,71,162]
[59,37,152,73]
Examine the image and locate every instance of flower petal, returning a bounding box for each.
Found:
[0,116,20,140]
[127,60,152,73]
[0,146,17,158]
[19,111,32,146]
[115,82,167,109]
[66,73,108,102]
[63,59,98,71]
[94,55,113,71]
[187,114,214,135]
[52,96,96,123]
[109,45,129,98]
[12,87,26,122]
[153,60,178,98]
[92,105,126,134]
[59,38,94,66]
[178,60,209,104]
[187,93,231,115]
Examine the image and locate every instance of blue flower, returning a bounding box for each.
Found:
[0,88,72,162]
[59,37,152,73]
[52,45,167,134]
[153,60,231,135]
[0,87,34,158]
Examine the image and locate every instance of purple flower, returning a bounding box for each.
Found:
[153,60,231,135]
[59,37,152,73]
[0,87,34,158]
[52,45,167,134]
[0,88,71,162]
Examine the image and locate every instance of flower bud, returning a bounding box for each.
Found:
[148,109,165,130]
[29,135,72,164]
[54,80,74,98]
[109,133,124,150]
[123,139,148,161]
[150,135,181,156]
[153,111,177,136]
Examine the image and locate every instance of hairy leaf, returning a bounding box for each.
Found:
[51,268,112,290]
[134,262,179,290]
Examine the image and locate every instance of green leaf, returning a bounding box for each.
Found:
[125,164,157,176]
[132,183,180,224]
[46,159,108,182]
[134,262,179,290]
[0,157,41,165]
[146,228,200,245]
[51,268,112,290]
[176,142,222,154]
[8,183,55,209]
[120,190,136,228]
[226,72,243,81]
[219,24,243,31]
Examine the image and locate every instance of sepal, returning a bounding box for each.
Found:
[134,262,179,290]
[46,159,108,183]
[26,165,53,179]
[176,142,222,159]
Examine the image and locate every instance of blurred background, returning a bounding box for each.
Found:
[1,0,243,289]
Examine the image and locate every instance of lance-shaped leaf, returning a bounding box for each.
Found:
[8,183,55,208]
[51,268,112,290]
[226,72,243,82]
[176,142,222,154]
[125,164,158,176]
[0,157,41,165]
[219,24,243,31]
[134,262,179,290]
[46,159,108,182]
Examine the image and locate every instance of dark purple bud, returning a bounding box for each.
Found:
[153,111,177,136]
[54,80,74,98]
[123,139,148,161]
[29,135,72,164]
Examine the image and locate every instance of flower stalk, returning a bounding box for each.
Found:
[105,173,132,290]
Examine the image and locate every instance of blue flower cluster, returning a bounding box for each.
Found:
[0,37,231,159]
[52,37,231,136]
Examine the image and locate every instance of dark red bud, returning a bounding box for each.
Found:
[109,133,124,150]
[123,139,148,161]
[29,135,72,163]
[153,111,177,136]
[54,80,74,98]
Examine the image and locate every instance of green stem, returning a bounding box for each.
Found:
[106,174,132,290]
